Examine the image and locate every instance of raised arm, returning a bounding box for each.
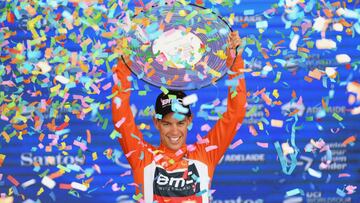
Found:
[201,31,247,165]
[112,56,145,167]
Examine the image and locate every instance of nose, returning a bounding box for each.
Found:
[171,125,181,136]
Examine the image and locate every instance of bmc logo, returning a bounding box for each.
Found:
[156,172,194,188]
[153,163,200,196]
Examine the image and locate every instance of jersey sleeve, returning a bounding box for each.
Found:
[112,59,145,168]
[201,52,247,166]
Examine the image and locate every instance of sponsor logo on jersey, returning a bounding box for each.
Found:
[153,163,200,197]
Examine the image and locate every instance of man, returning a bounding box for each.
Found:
[112,31,247,202]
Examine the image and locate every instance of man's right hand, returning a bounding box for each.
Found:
[113,37,132,65]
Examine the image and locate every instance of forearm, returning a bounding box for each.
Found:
[226,48,247,118]
[112,59,143,156]
[202,54,247,164]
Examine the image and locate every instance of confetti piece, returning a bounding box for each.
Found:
[256,142,269,148]
[67,164,81,172]
[160,86,169,95]
[185,10,198,21]
[59,184,72,191]
[41,176,56,189]
[272,89,279,99]
[335,54,351,64]
[205,145,218,152]
[37,187,44,196]
[316,39,336,49]
[261,93,272,105]
[55,75,70,84]
[249,125,258,136]
[7,175,19,186]
[120,170,131,177]
[111,183,121,192]
[196,134,209,144]
[333,23,344,31]
[165,11,173,23]
[274,142,298,175]
[183,94,198,106]
[342,135,356,146]
[332,113,343,121]
[308,168,322,178]
[285,188,304,197]
[336,8,345,16]
[172,102,189,114]
[336,188,346,197]
[196,189,208,196]
[308,68,323,80]
[0,154,5,167]
[133,193,143,201]
[175,149,184,156]
[200,124,211,132]
[154,154,164,162]
[256,21,268,29]
[271,119,283,128]
[244,9,255,15]
[73,140,88,151]
[71,182,88,191]
[21,179,36,188]
[325,67,337,79]
[187,144,196,152]
[173,112,185,121]
[230,139,243,149]
[282,142,295,156]
[338,173,351,178]
[213,50,227,60]
[85,130,92,144]
[36,61,51,73]
[289,34,299,51]
[115,117,125,128]
[345,185,357,194]
[313,17,327,32]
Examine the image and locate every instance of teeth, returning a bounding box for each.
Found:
[170,137,180,142]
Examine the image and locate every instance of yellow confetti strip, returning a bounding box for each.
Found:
[27,15,42,39]
[37,187,44,196]
[0,154,6,167]
[195,27,207,34]
[179,10,187,17]
[208,68,221,77]
[213,50,227,60]
[257,122,264,130]
[272,89,279,99]
[92,152,98,161]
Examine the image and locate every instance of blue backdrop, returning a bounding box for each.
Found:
[0,0,359,203]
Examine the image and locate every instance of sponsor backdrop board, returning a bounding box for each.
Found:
[0,0,359,203]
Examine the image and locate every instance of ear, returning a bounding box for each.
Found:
[153,117,159,130]
[186,115,193,125]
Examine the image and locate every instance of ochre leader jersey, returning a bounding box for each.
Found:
[112,54,247,203]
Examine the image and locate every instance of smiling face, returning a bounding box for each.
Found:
[153,113,192,151]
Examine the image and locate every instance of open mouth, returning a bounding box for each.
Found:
[168,136,182,144]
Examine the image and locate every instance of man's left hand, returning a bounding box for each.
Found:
[227,31,242,52]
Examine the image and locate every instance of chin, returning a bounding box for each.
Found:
[168,144,182,151]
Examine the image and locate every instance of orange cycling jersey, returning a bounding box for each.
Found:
[112,54,247,202]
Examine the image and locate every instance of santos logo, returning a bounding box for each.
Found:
[212,196,264,203]
[20,153,85,166]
